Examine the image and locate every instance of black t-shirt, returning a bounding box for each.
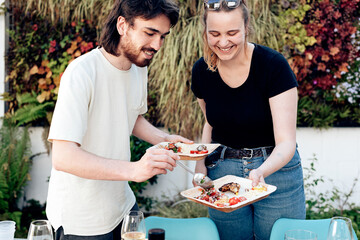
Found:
[191,44,298,149]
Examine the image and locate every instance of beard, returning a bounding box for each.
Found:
[120,36,157,67]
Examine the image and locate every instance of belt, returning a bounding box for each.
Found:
[219,145,274,159]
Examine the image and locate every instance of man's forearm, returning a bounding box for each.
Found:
[52,140,137,181]
[132,115,169,145]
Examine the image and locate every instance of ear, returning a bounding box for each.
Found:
[116,16,128,36]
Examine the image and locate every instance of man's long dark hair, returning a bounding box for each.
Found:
[99,0,179,56]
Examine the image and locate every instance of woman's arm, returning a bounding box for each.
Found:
[249,87,298,186]
[194,98,212,178]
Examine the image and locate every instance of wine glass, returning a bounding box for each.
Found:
[327,217,354,240]
[121,210,146,240]
[284,229,318,240]
[27,220,54,240]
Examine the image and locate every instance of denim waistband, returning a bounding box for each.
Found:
[218,145,274,160]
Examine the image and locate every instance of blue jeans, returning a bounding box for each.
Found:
[206,147,306,240]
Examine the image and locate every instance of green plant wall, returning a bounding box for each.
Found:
[4,0,360,139]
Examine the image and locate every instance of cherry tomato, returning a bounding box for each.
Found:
[229,198,238,206]
[238,196,247,202]
[198,150,209,154]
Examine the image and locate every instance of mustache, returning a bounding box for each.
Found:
[142,47,157,54]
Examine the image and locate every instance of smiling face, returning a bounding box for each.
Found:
[205,8,247,62]
[119,14,171,67]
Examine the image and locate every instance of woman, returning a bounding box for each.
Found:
[191,0,306,239]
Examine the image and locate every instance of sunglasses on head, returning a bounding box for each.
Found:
[204,0,241,10]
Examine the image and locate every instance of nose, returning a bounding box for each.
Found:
[218,36,229,47]
[150,37,163,51]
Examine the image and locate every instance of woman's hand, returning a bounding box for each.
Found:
[248,168,266,187]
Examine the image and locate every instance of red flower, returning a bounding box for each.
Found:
[49,46,56,53]
[71,22,76,27]
[32,24,38,31]
[80,42,94,53]
[50,40,57,47]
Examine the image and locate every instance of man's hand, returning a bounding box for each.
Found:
[131,148,180,182]
[165,134,193,144]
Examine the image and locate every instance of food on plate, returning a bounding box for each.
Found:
[195,188,247,207]
[251,184,268,192]
[190,145,209,154]
[195,187,226,204]
[228,196,247,206]
[164,142,182,153]
[181,175,276,212]
[195,186,248,207]
[163,142,210,155]
[214,197,229,207]
[219,182,241,195]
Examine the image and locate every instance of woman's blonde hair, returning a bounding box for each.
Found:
[202,0,251,71]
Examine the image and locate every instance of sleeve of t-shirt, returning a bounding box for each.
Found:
[191,59,204,99]
[267,53,298,98]
[48,62,92,146]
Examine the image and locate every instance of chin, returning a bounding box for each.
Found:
[133,59,151,67]
[218,54,235,62]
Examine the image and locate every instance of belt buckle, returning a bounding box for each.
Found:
[242,148,253,159]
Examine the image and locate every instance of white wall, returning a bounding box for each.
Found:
[25,127,360,208]
[24,128,52,204]
[297,127,360,207]
[0,0,5,117]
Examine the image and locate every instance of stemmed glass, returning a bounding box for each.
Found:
[327,217,354,240]
[27,220,54,240]
[121,210,146,240]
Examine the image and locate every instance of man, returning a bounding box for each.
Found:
[47,1,190,239]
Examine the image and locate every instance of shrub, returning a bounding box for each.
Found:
[287,0,360,127]
[5,6,98,126]
[0,119,32,230]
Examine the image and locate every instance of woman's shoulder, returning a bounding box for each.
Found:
[253,44,287,65]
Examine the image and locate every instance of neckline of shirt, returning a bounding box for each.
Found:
[215,43,257,90]
[95,47,134,73]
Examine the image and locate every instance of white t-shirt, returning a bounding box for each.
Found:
[47,48,148,235]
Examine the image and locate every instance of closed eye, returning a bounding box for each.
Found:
[209,32,220,37]
[228,30,239,36]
